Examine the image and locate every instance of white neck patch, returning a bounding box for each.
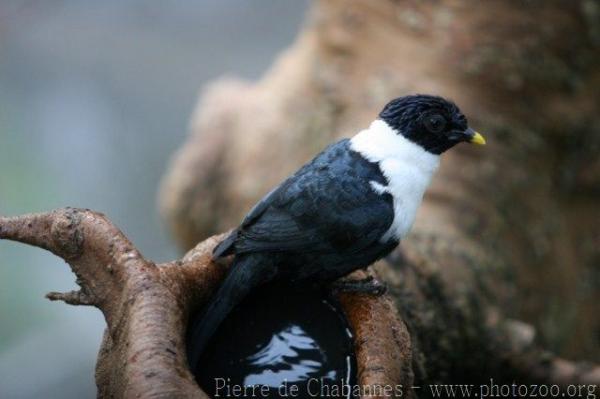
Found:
[350,119,440,241]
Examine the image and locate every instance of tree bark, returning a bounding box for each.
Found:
[160,0,600,385]
[0,208,412,398]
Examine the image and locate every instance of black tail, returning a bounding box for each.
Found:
[186,255,274,370]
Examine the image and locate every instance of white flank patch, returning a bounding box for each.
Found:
[350,119,440,241]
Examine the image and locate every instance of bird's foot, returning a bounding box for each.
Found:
[330,276,387,296]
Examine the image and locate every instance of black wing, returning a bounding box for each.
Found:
[213,139,393,258]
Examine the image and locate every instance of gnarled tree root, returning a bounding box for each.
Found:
[0,208,413,398]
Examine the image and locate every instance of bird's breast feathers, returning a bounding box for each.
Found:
[351,119,440,241]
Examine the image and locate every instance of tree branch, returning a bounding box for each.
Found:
[1,208,412,398]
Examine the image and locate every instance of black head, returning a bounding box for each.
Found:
[379,94,485,154]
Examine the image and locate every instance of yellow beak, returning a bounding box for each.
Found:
[468,130,486,145]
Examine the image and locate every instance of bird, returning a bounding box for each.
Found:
[187,94,485,368]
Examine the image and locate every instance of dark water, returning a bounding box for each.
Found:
[189,286,356,399]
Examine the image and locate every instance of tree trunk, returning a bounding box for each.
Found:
[160,0,600,384]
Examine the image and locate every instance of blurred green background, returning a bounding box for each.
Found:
[0,1,307,397]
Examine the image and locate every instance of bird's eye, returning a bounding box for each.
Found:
[424,114,447,134]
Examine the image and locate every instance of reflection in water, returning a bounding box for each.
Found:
[191,286,356,399]
[244,324,326,387]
